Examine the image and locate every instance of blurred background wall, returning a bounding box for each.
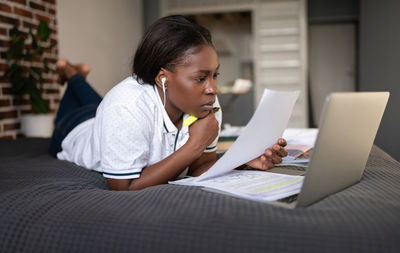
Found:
[358,0,400,161]
[57,0,142,96]
[1,0,398,161]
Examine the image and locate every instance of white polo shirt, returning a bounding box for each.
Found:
[57,76,222,180]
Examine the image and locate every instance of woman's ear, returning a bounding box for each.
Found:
[155,69,167,89]
[155,69,168,107]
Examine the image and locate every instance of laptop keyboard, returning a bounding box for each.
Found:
[277,194,299,203]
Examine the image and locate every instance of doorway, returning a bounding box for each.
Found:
[308,23,357,127]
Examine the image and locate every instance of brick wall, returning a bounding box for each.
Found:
[0,0,59,139]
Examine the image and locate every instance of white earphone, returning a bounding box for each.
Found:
[161,77,166,107]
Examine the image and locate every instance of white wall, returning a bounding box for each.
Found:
[57,0,142,96]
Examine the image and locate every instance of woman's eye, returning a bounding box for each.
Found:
[195,77,206,82]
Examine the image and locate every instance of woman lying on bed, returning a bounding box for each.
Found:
[49,15,288,191]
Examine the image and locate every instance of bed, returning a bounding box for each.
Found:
[1,138,399,252]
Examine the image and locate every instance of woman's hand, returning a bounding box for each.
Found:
[245,138,288,170]
[187,111,219,152]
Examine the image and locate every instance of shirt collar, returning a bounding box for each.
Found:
[153,85,189,133]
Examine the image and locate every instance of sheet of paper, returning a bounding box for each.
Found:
[170,170,304,202]
[282,128,319,146]
[280,158,309,164]
[195,89,299,182]
[220,125,245,137]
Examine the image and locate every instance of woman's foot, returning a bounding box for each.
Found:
[75,63,91,79]
[56,59,91,85]
[56,59,78,85]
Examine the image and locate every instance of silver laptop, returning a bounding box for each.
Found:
[270,92,389,208]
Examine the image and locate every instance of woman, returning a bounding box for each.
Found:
[50,15,288,191]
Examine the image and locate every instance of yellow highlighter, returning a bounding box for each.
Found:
[184,107,220,126]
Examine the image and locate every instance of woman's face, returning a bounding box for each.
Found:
[165,45,219,119]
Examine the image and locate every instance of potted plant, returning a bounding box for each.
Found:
[4,20,55,137]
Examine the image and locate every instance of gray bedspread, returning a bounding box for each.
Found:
[0,138,399,253]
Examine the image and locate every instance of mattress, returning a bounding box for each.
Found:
[1,138,399,252]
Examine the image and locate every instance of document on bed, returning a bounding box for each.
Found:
[169,89,302,202]
[170,170,304,202]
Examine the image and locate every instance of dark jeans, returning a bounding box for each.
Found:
[49,74,102,157]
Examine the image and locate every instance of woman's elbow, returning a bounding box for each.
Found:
[106,178,132,191]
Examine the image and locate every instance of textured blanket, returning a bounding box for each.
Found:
[0,138,399,253]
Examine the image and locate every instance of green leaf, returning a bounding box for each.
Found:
[30,30,38,50]
[5,63,20,76]
[6,64,27,95]
[27,77,49,113]
[37,20,51,42]
[6,50,13,61]
[9,26,20,41]
[10,76,26,94]
[31,66,41,80]
[8,37,24,60]
[31,96,50,114]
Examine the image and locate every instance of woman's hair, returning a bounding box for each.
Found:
[132,15,213,85]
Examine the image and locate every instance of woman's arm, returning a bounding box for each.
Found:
[107,138,205,191]
[188,151,217,177]
[107,138,288,191]
[107,111,219,191]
